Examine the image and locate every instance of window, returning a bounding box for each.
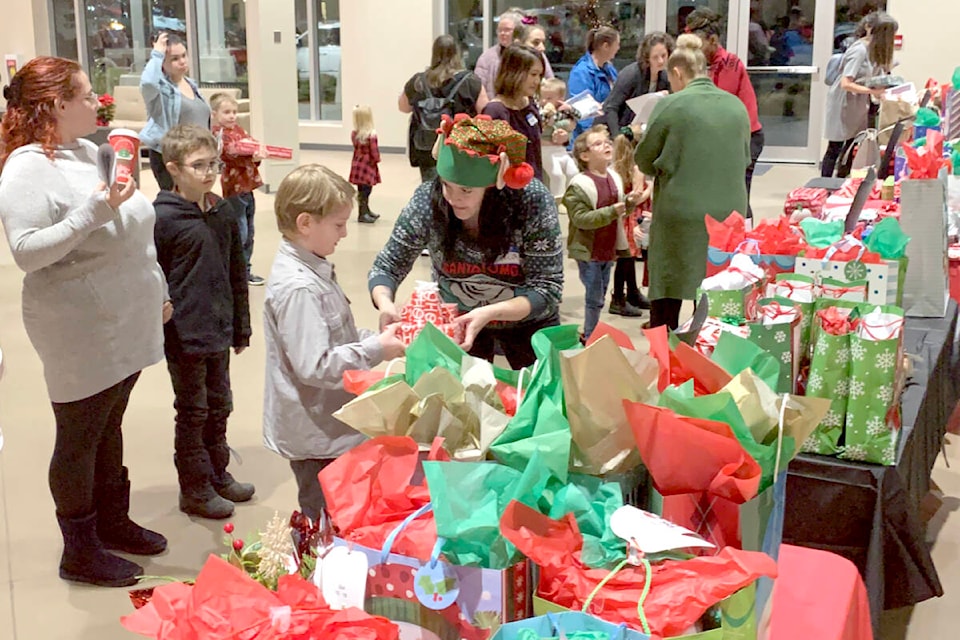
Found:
[296,0,342,121]
[447,0,483,69]
[666,0,728,41]
[489,1,647,81]
[195,0,249,96]
[49,1,188,96]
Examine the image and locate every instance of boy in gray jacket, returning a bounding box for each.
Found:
[262,165,406,521]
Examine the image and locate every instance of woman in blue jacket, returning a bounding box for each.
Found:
[139,32,210,190]
[568,26,620,141]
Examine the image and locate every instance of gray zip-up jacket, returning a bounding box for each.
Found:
[262,239,383,460]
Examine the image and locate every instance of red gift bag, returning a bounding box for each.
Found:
[499,500,777,637]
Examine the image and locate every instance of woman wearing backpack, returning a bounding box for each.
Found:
[400,35,488,183]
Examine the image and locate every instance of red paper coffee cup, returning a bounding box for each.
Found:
[108,129,140,185]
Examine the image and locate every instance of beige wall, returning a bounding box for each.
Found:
[298,0,436,150]
[246,0,300,190]
[887,0,960,88]
[0,0,50,109]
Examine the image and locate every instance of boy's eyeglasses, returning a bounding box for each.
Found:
[183,161,224,175]
[588,139,612,149]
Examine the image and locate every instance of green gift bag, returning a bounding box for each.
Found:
[841,307,905,465]
[767,275,816,365]
[745,299,802,394]
[700,283,761,323]
[490,325,581,481]
[803,328,850,456]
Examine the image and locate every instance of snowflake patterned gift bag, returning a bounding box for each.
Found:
[803,306,857,455]
[699,253,766,323]
[841,306,905,465]
[746,300,802,394]
[766,274,817,366]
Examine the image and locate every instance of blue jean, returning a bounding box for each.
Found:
[577,259,614,340]
[229,192,256,275]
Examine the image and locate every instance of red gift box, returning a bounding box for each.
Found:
[233,139,294,159]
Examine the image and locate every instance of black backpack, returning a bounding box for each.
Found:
[412,71,472,152]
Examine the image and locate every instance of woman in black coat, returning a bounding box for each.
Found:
[603,32,675,133]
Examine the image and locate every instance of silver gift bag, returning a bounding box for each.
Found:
[900,175,949,317]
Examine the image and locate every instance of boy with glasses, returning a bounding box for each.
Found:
[153,124,255,520]
[563,125,632,342]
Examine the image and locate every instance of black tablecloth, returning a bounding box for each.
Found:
[784,300,959,630]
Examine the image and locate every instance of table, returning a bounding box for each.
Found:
[783,300,959,631]
[769,545,873,640]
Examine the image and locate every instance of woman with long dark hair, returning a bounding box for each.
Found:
[139,32,210,190]
[0,57,169,587]
[369,116,562,369]
[821,12,897,178]
[603,32,675,133]
[400,34,488,183]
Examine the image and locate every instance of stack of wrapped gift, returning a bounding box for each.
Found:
[399,280,464,345]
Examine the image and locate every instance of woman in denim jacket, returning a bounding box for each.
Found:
[139,32,210,190]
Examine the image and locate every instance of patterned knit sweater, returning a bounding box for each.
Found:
[368,180,564,327]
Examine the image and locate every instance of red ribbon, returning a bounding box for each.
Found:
[821,283,867,299]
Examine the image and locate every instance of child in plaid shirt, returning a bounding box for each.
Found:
[211,93,265,285]
[349,105,381,224]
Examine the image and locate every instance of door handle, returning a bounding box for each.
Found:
[746,66,820,74]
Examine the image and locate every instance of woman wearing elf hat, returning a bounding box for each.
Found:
[369,114,563,369]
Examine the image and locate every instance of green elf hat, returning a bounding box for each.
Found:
[434,114,535,190]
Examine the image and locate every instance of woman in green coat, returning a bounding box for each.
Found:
[634,34,751,329]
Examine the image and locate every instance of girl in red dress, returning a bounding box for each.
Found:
[349,105,381,224]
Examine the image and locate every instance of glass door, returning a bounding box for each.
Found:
[740,0,832,163]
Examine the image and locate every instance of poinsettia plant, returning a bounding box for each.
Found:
[96,93,115,127]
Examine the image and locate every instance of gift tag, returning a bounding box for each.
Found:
[319,546,368,610]
[414,561,460,610]
[610,505,715,555]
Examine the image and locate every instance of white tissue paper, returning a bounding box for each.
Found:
[700,253,765,291]
[857,306,904,341]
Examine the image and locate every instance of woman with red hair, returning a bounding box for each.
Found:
[0,57,169,587]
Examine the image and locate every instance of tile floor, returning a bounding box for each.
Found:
[0,151,955,638]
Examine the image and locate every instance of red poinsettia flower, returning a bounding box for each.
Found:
[96,93,116,127]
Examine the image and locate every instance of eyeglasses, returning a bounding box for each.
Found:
[588,139,613,149]
[83,90,99,104]
[182,161,224,175]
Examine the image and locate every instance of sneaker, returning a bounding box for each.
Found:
[248,275,265,286]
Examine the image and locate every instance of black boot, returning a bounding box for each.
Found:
[175,452,234,519]
[357,191,379,223]
[626,290,651,310]
[609,295,644,317]
[209,444,255,503]
[58,512,143,587]
[97,466,167,555]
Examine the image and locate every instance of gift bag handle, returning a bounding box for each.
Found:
[581,554,653,635]
[380,503,433,564]
[383,357,405,379]
[544,612,629,639]
[821,234,867,266]
[735,239,762,256]
[516,365,533,406]
[775,394,788,478]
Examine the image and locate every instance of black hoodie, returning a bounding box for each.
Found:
[153,190,251,355]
